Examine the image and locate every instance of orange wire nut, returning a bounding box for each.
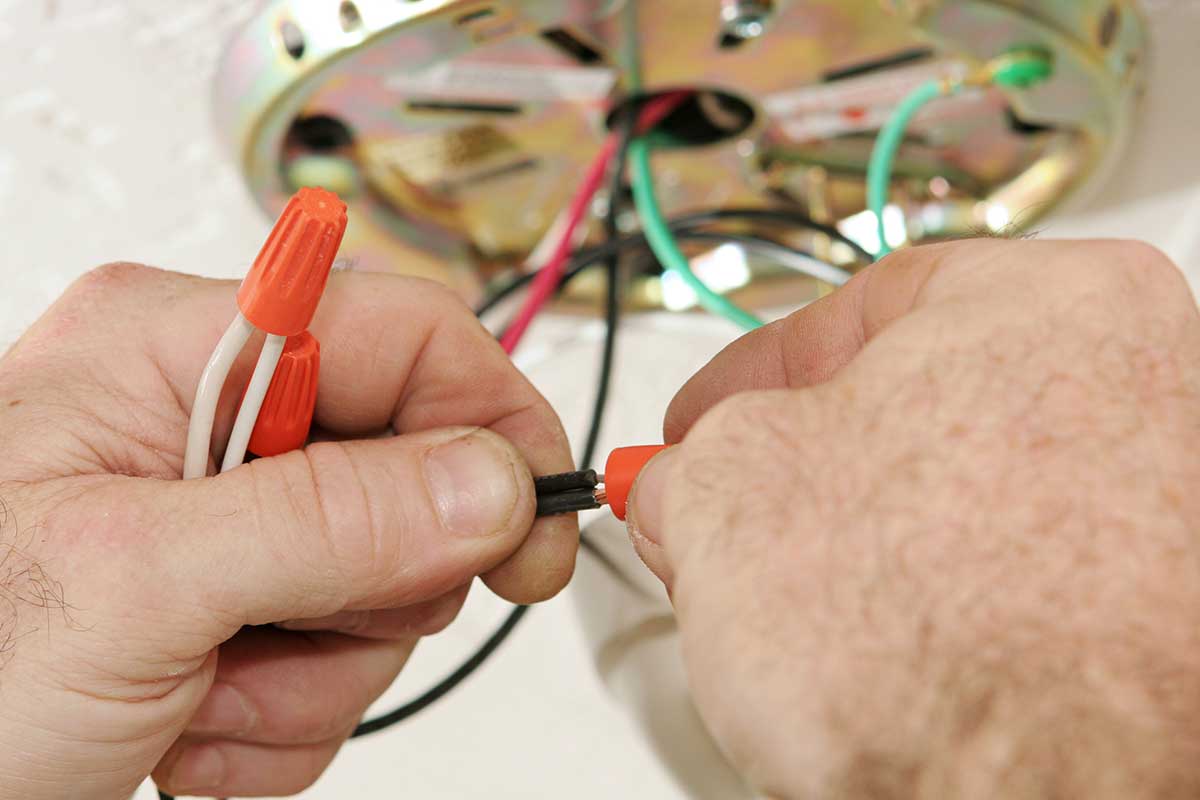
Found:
[247,331,320,458]
[603,445,668,521]
[237,187,348,336]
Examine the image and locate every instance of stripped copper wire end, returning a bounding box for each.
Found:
[534,446,667,520]
[535,469,607,517]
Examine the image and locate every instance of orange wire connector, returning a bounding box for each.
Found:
[237,187,348,337]
[246,331,321,458]
[603,445,667,521]
[534,445,668,521]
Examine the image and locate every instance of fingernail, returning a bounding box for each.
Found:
[626,447,677,547]
[423,430,520,537]
[168,744,226,793]
[188,682,256,736]
[278,610,370,632]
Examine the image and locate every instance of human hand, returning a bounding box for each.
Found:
[627,240,1200,798]
[0,263,576,799]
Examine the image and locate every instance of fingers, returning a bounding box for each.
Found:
[18,266,577,604]
[277,583,472,639]
[637,237,1200,588]
[154,736,344,798]
[189,270,580,603]
[156,627,413,795]
[662,239,1027,438]
[661,242,949,442]
[185,627,415,746]
[154,425,537,626]
[624,447,680,586]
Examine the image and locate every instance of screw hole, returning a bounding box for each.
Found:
[339,1,362,33]
[287,115,355,153]
[279,19,305,60]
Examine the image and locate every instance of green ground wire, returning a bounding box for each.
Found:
[989,48,1054,88]
[866,49,1053,259]
[629,138,764,330]
[866,79,945,259]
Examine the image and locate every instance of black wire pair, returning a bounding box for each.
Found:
[534,469,604,517]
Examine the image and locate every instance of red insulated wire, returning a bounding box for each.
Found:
[498,91,690,354]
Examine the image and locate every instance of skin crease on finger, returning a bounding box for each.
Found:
[631,241,1200,799]
[0,264,580,800]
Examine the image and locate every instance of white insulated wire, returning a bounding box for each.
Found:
[183,313,255,479]
[766,246,854,287]
[220,332,287,473]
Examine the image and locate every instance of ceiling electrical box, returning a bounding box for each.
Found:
[214,0,1146,307]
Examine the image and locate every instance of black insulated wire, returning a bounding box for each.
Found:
[534,469,600,495]
[535,469,602,516]
[537,487,603,517]
[350,603,530,737]
[579,100,638,471]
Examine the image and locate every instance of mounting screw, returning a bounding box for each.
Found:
[720,0,775,42]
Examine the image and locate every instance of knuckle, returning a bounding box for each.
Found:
[362,272,469,318]
[415,275,471,313]
[679,391,804,510]
[54,262,183,329]
[677,387,835,525]
[688,390,804,453]
[297,444,380,592]
[1108,240,1193,309]
[242,452,355,616]
[1048,241,1196,334]
[1103,239,1178,279]
[1063,240,1183,298]
[686,391,757,445]
[70,261,157,297]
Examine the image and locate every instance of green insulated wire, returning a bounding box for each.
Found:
[989,48,1054,89]
[629,138,764,330]
[866,79,945,259]
[866,48,1053,259]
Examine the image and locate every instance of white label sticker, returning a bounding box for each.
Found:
[764,60,963,118]
[764,60,971,141]
[388,61,618,103]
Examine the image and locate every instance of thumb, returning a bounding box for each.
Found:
[625,446,681,588]
[159,426,536,626]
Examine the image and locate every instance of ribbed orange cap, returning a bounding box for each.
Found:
[247,332,321,458]
[237,187,347,336]
[604,445,668,521]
